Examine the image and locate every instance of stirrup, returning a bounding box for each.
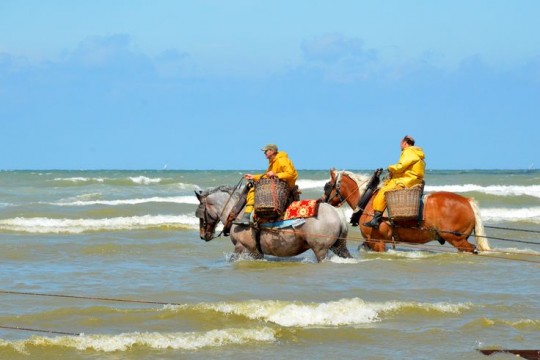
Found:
[232,213,251,226]
[363,219,380,228]
[363,212,382,228]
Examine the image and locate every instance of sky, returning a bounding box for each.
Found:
[1,1,539,170]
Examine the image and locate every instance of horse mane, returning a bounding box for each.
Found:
[340,170,373,192]
[200,185,235,197]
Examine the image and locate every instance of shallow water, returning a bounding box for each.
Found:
[0,170,538,359]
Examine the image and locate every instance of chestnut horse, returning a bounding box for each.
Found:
[323,169,491,253]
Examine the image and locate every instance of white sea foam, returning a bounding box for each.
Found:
[339,196,540,224]
[426,184,540,198]
[481,207,540,223]
[54,196,199,206]
[53,176,165,185]
[129,176,162,185]
[487,247,540,255]
[327,255,368,264]
[296,179,329,190]
[54,177,105,183]
[196,298,471,327]
[0,214,199,234]
[4,327,276,353]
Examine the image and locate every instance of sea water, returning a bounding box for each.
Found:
[0,170,538,359]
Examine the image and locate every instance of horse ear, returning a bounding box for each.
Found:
[194,190,202,201]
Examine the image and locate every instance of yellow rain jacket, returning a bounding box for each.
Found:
[245,151,298,213]
[372,146,425,212]
[387,146,425,188]
[252,151,298,188]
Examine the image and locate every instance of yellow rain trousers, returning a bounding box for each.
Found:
[372,146,426,212]
[245,151,298,213]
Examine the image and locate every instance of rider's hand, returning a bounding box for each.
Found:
[266,171,276,178]
[244,174,254,180]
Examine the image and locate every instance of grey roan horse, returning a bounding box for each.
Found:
[195,185,352,262]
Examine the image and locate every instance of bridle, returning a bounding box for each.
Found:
[195,183,242,241]
[196,195,220,241]
[323,172,347,206]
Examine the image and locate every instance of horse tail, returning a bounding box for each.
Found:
[469,198,491,251]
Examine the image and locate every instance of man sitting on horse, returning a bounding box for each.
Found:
[234,144,298,225]
[364,135,426,228]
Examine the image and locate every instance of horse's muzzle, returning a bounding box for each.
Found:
[201,234,213,242]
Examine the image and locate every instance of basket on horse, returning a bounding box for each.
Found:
[254,178,290,219]
[385,183,424,220]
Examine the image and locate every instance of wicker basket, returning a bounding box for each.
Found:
[254,178,290,219]
[385,184,423,220]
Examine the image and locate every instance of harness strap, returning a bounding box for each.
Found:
[216,177,246,238]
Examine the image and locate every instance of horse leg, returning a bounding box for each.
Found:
[312,248,329,262]
[443,236,478,254]
[370,240,386,252]
[330,238,352,258]
[361,236,386,252]
[231,233,264,260]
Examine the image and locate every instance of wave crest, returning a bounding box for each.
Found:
[0,215,198,234]
[186,298,472,327]
[1,327,276,353]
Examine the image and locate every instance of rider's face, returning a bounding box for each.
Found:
[264,150,276,160]
[400,140,408,150]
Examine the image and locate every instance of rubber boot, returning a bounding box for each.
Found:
[363,211,383,228]
[232,212,251,226]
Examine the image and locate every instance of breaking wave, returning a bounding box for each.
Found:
[0,214,199,234]
[426,184,540,198]
[182,298,472,328]
[54,196,199,206]
[0,327,276,353]
[480,207,540,223]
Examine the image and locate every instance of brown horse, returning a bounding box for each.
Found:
[323,169,491,253]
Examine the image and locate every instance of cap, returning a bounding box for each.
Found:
[261,144,278,152]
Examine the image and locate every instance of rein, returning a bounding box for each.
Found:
[199,196,219,240]
[214,177,245,238]
[326,171,367,208]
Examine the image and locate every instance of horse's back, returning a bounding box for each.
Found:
[424,191,475,229]
[425,191,473,210]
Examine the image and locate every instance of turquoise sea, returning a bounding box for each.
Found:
[0,169,538,359]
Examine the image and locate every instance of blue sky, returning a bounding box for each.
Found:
[1,1,539,170]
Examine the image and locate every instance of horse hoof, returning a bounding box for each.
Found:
[473,248,479,255]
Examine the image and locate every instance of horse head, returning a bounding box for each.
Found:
[195,186,236,241]
[323,169,378,210]
[323,169,347,206]
[194,190,221,241]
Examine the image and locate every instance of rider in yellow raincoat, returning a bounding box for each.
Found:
[364,135,425,228]
[235,144,298,225]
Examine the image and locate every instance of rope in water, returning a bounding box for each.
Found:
[0,290,185,336]
[0,324,81,336]
[485,225,540,234]
[0,290,182,306]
